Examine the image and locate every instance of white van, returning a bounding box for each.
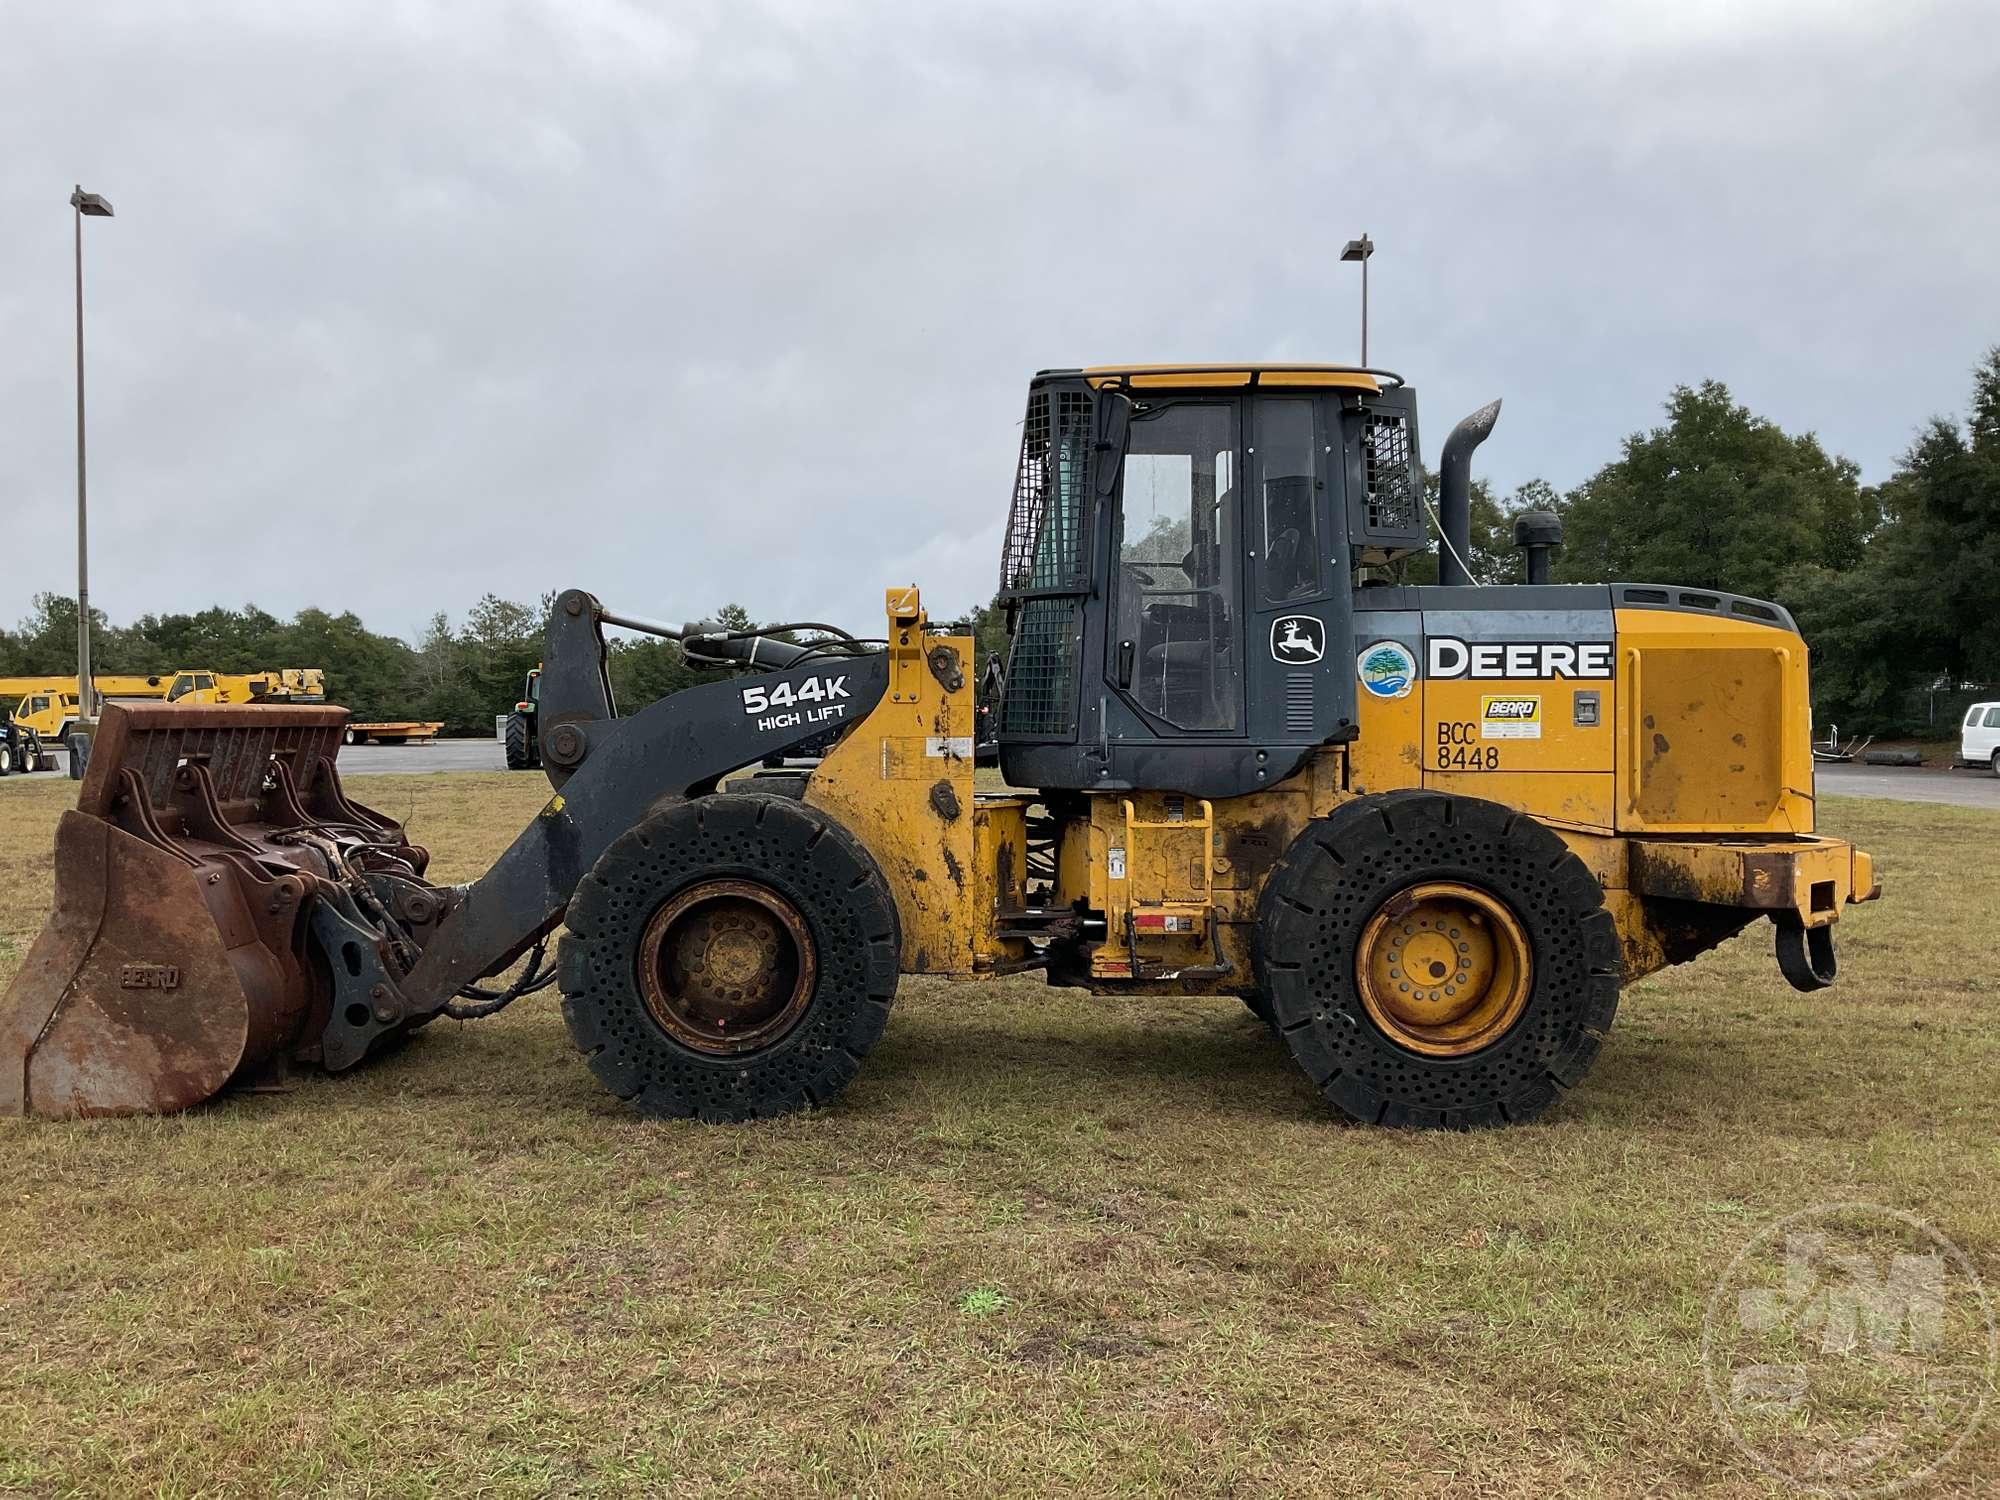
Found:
[1960,702,2000,773]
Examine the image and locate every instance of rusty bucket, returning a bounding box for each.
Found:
[0,703,429,1119]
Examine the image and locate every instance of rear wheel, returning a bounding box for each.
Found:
[1253,791,1621,1128]
[0,742,12,776]
[1991,750,1999,777]
[504,712,536,770]
[22,734,42,773]
[559,793,900,1121]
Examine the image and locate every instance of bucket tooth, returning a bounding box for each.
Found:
[0,701,431,1119]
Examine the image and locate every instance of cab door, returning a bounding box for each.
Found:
[1243,394,1352,749]
[1106,398,1245,736]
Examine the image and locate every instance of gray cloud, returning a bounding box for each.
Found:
[3,0,1996,641]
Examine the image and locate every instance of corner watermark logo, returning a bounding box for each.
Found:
[1703,1203,1994,1495]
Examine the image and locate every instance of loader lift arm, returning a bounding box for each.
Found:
[387,592,889,1025]
[334,590,890,1067]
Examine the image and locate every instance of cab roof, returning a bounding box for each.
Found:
[1036,362,1403,392]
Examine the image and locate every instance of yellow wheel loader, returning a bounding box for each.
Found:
[0,363,1879,1126]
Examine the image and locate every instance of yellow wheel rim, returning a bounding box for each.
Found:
[1356,881,1532,1057]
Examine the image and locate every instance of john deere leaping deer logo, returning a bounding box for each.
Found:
[1357,640,1418,699]
[1271,615,1326,664]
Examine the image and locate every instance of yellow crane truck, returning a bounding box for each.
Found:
[0,362,1877,1127]
[0,667,325,745]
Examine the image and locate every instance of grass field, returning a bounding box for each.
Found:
[0,772,1995,1496]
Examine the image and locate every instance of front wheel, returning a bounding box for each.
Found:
[558,794,901,1121]
[1254,791,1622,1128]
[0,742,12,776]
[1992,750,1999,778]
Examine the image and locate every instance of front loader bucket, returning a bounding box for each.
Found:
[0,703,430,1119]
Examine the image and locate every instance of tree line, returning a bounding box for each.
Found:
[5,352,1995,737]
[0,592,761,736]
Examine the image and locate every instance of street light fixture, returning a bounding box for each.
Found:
[71,185,113,738]
[1341,233,1374,366]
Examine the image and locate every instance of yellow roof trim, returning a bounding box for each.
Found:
[1083,363,1382,393]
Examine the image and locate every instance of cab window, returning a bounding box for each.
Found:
[1253,399,1321,602]
[1114,401,1240,731]
[27,696,48,716]
[1985,707,2000,729]
[167,675,196,701]
[1970,706,1986,728]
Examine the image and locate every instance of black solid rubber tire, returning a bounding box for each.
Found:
[1253,790,1622,1129]
[504,712,536,770]
[558,793,901,1122]
[0,743,11,776]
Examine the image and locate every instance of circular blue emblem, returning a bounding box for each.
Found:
[1357,640,1417,700]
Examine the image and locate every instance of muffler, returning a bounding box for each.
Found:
[0,702,434,1118]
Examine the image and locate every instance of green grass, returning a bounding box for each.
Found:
[0,775,1995,1496]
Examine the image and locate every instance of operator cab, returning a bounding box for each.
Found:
[996,364,1427,797]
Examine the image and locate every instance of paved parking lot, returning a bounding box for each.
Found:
[1813,758,2000,809]
[336,738,508,775]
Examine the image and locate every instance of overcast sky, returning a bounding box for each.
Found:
[3,0,1996,642]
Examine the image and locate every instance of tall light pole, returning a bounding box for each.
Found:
[71,185,113,728]
[1341,233,1373,366]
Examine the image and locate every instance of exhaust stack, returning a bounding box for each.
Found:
[1437,399,1502,587]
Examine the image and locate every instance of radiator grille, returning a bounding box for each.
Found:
[999,598,1079,737]
[998,389,1093,597]
[1284,672,1315,735]
[1362,412,1418,534]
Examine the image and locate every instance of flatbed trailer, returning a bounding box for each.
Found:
[342,721,445,745]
